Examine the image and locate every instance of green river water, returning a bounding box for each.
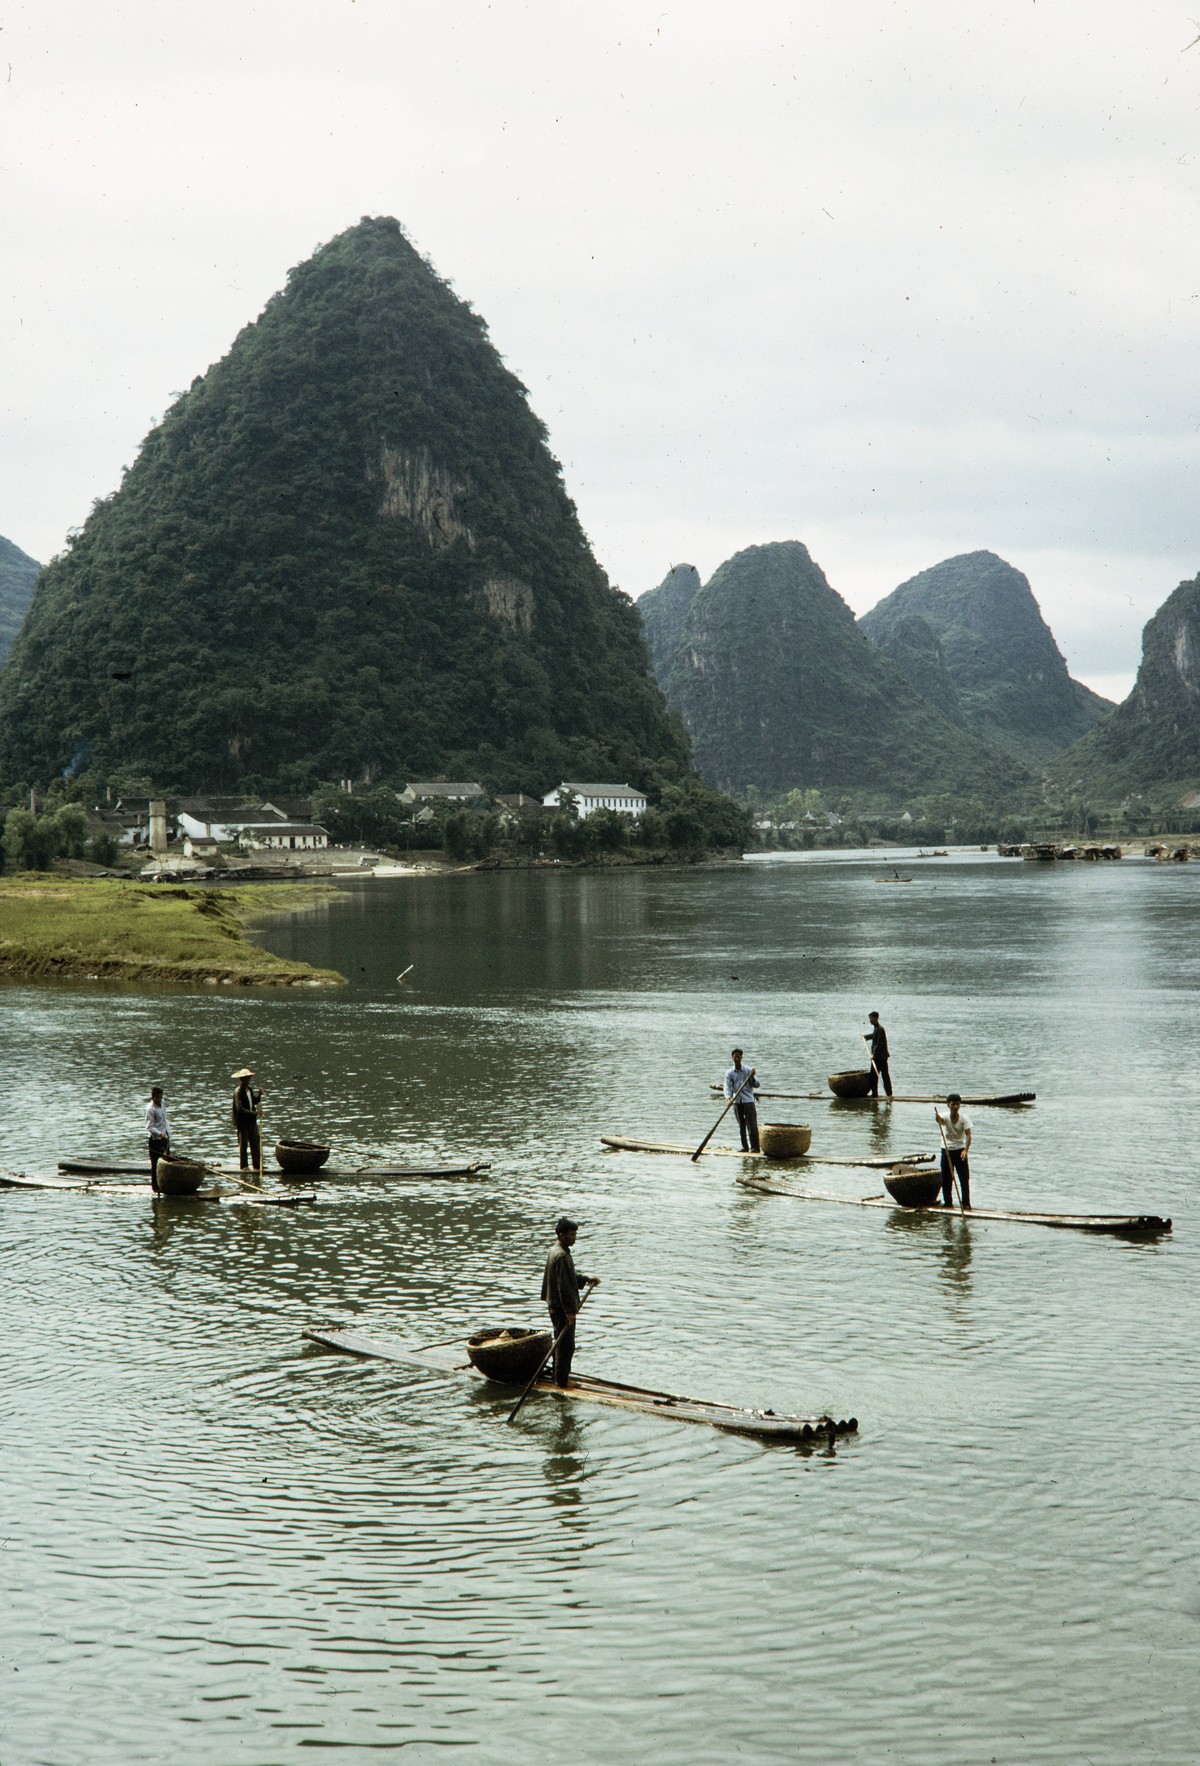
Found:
[1,851,1196,1764]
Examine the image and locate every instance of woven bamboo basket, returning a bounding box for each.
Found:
[155,1156,207,1196]
[274,1139,331,1174]
[827,1069,875,1099]
[466,1327,554,1386]
[884,1166,943,1207]
[760,1122,813,1159]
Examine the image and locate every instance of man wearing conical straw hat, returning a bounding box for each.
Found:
[231,1068,262,1171]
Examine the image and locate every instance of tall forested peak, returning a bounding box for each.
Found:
[859,550,1111,764]
[1057,573,1200,796]
[637,563,701,679]
[658,540,1031,799]
[0,534,41,665]
[0,217,690,794]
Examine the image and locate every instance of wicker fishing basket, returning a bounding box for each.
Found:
[883,1166,943,1208]
[466,1327,554,1386]
[274,1139,331,1174]
[827,1069,875,1098]
[155,1156,207,1196]
[759,1122,813,1159]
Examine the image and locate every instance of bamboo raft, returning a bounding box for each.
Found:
[1,1171,316,1207]
[60,1158,492,1181]
[601,1136,936,1170]
[708,1087,1036,1107]
[738,1173,1172,1237]
[303,1328,858,1445]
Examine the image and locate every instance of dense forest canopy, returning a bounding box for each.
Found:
[0,535,41,666]
[0,218,693,800]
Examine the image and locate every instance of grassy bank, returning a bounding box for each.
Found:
[0,877,346,987]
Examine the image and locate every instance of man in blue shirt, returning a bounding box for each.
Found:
[724,1048,761,1151]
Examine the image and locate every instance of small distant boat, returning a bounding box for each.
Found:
[304,1328,858,1446]
[827,1069,875,1099]
[274,1139,331,1175]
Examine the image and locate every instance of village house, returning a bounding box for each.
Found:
[542,782,648,819]
[398,782,485,806]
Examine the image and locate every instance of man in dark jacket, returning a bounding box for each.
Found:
[865,1012,893,1098]
[540,1217,599,1388]
[231,1068,262,1170]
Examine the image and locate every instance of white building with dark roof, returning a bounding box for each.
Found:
[542,782,648,819]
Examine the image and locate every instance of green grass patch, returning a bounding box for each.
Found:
[0,876,346,987]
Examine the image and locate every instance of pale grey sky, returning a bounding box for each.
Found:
[5,1,1199,699]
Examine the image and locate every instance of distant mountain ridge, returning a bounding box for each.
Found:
[0,218,693,797]
[1057,573,1200,795]
[0,535,41,665]
[859,551,1111,764]
[647,541,1031,799]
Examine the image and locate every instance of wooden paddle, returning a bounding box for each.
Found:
[935,1109,965,1212]
[692,1067,756,1162]
[505,1282,596,1424]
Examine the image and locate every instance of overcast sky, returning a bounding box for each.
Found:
[6,1,1200,700]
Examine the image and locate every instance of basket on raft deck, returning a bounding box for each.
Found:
[884,1166,944,1207]
[155,1156,207,1196]
[274,1139,331,1175]
[759,1122,813,1159]
[827,1069,875,1099]
[466,1328,554,1385]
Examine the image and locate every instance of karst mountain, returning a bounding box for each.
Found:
[0,217,691,795]
[641,541,1032,799]
[859,551,1111,765]
[0,535,41,667]
[1057,573,1200,796]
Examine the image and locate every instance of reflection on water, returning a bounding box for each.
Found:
[2,857,1199,1764]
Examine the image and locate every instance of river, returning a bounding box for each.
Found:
[1,851,1196,1764]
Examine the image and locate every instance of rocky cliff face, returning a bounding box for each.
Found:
[859,551,1110,764]
[637,564,701,680]
[1058,574,1200,793]
[656,541,1031,799]
[0,218,689,794]
[0,535,41,665]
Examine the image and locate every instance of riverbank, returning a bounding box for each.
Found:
[0,876,346,986]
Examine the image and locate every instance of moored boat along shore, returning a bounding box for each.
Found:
[0,876,346,986]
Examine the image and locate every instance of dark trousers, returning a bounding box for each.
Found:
[549,1307,576,1387]
[148,1136,169,1188]
[940,1147,971,1208]
[237,1122,261,1170]
[734,1098,760,1152]
[868,1058,893,1098]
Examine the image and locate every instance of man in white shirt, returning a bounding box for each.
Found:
[724,1049,761,1152]
[934,1093,972,1208]
[145,1086,170,1191]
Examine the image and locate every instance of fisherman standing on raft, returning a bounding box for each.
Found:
[541,1217,599,1389]
[145,1085,170,1191]
[935,1093,972,1208]
[231,1068,262,1170]
[724,1048,761,1152]
[864,1011,892,1098]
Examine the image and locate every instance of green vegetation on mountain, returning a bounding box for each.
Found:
[0,535,41,665]
[0,217,692,801]
[638,563,701,679]
[656,541,1032,800]
[1056,573,1200,798]
[859,551,1110,764]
